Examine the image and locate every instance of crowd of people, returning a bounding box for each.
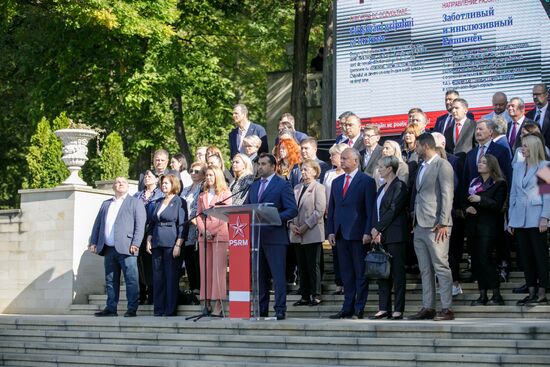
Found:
[89,83,550,321]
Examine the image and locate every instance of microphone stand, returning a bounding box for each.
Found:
[186,207,223,322]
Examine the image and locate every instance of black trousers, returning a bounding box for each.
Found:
[448,216,465,282]
[152,247,183,316]
[294,242,322,299]
[377,242,406,313]
[138,238,153,300]
[182,244,200,291]
[469,235,499,290]
[515,228,549,289]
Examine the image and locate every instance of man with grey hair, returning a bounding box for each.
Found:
[526,83,550,151]
[89,177,146,317]
[138,149,179,191]
[507,97,533,152]
[229,103,268,158]
[482,92,512,123]
[488,116,512,159]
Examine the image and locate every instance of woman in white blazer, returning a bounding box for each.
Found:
[508,134,550,305]
[289,159,327,306]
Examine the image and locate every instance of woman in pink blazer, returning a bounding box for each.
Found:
[196,167,232,316]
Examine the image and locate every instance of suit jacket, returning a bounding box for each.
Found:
[507,118,535,152]
[360,145,383,176]
[327,170,376,241]
[447,153,463,209]
[526,107,550,151]
[433,111,475,133]
[373,179,409,244]
[482,110,512,123]
[335,134,347,144]
[289,181,326,244]
[492,135,513,160]
[245,174,298,246]
[344,134,365,152]
[90,195,146,256]
[508,160,550,228]
[464,179,507,237]
[149,195,188,248]
[316,158,331,184]
[229,122,268,158]
[196,189,231,243]
[412,155,454,228]
[462,141,512,190]
[444,118,477,157]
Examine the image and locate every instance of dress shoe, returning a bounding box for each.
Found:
[407,308,436,320]
[329,310,353,319]
[94,309,118,317]
[391,312,403,320]
[276,313,286,320]
[293,299,311,306]
[487,294,505,306]
[524,296,548,306]
[332,287,344,295]
[352,310,364,320]
[433,308,454,321]
[368,311,389,320]
[310,298,322,306]
[470,296,488,306]
[513,284,529,294]
[124,310,137,317]
[516,294,537,306]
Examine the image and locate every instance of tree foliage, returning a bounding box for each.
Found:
[96,132,130,181]
[0,0,328,208]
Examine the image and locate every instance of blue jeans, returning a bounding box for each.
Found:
[104,246,139,312]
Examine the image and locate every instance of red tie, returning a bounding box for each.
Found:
[454,122,461,144]
[342,175,351,197]
[348,139,353,147]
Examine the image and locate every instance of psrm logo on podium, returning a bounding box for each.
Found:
[229,215,249,246]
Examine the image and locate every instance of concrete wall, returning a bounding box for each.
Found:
[0,186,112,314]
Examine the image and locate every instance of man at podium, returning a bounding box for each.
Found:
[246,153,298,320]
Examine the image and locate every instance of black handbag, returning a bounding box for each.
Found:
[364,244,392,279]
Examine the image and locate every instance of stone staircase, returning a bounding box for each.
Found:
[2,245,550,366]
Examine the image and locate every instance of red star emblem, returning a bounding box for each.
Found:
[230,216,247,239]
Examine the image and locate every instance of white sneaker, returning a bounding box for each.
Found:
[452,285,463,296]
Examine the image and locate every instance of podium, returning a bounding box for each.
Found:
[204,204,281,319]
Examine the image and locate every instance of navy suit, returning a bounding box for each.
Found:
[463,142,512,190]
[492,136,513,160]
[149,196,188,316]
[526,107,550,151]
[246,175,298,316]
[89,195,146,314]
[327,171,376,315]
[508,118,535,152]
[229,122,268,158]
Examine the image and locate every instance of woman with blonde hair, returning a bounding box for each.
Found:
[196,167,232,316]
[373,140,409,189]
[509,134,550,305]
[229,153,255,205]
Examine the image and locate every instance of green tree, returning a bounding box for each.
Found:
[23,116,69,189]
[97,132,129,181]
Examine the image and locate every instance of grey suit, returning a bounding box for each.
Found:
[360,145,383,177]
[412,155,454,311]
[89,194,147,314]
[444,118,477,157]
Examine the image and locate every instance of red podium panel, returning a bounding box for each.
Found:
[227,213,251,318]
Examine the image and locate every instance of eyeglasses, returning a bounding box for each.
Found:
[190,169,202,174]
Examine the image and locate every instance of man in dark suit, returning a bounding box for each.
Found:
[274,113,308,146]
[507,97,533,152]
[463,119,512,187]
[444,98,477,158]
[433,90,474,133]
[137,149,179,191]
[360,124,383,176]
[89,177,147,317]
[300,137,330,183]
[526,83,550,151]
[229,104,268,158]
[335,111,354,144]
[489,116,513,159]
[341,114,364,151]
[327,148,376,319]
[245,153,298,320]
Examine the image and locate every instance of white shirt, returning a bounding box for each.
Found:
[442,113,453,132]
[323,169,344,200]
[237,121,251,153]
[104,194,127,246]
[417,155,437,186]
[342,168,359,190]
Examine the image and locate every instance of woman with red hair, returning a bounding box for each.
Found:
[276,137,302,188]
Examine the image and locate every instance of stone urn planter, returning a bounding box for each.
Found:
[54,128,98,186]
